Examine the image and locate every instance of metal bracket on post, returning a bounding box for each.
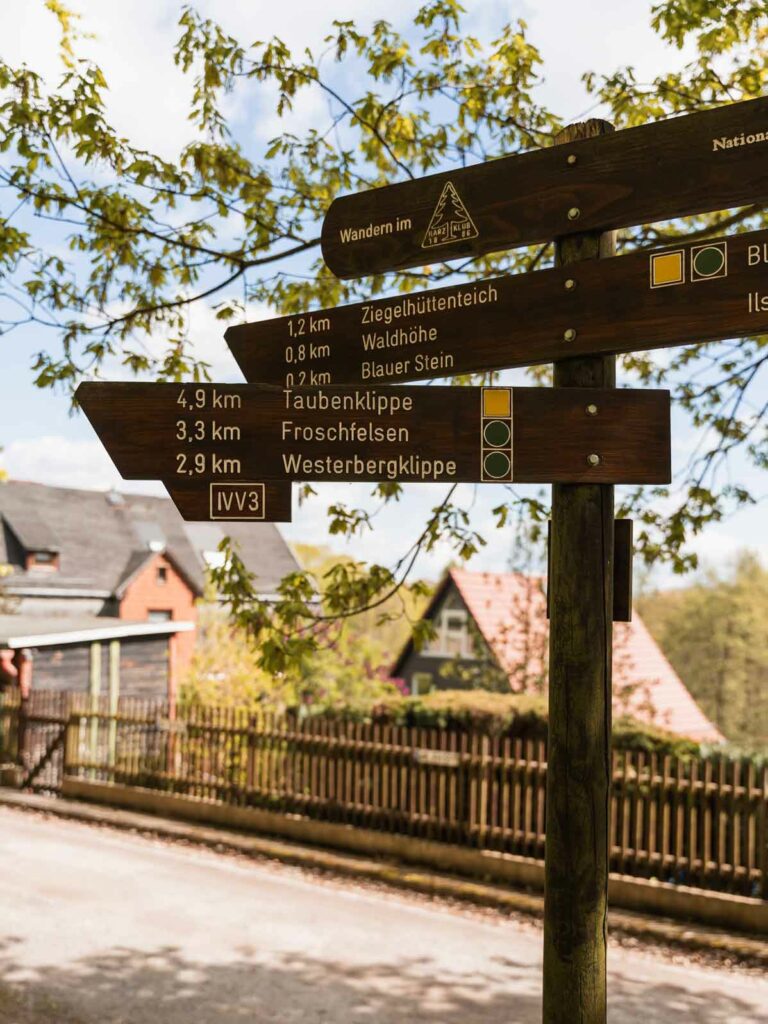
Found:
[547,518,633,622]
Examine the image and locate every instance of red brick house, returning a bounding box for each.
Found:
[393,568,723,743]
[0,480,298,700]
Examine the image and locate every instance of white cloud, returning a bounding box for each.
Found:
[2,435,164,495]
[521,0,697,120]
[91,293,272,384]
[189,298,275,381]
[0,1,418,160]
[0,3,193,158]
[0,0,689,163]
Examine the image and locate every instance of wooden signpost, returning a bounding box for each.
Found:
[76,381,671,487]
[75,94,764,1023]
[227,226,768,387]
[322,95,768,278]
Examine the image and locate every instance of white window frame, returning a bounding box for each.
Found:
[422,608,471,658]
[411,672,434,696]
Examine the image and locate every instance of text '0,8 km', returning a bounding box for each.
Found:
[227,228,768,387]
[321,96,768,278]
[76,382,671,487]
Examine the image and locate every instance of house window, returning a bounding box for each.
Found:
[26,551,59,571]
[411,672,434,696]
[147,609,172,623]
[423,609,471,658]
[156,566,168,586]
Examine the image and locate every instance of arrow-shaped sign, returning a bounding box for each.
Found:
[321,96,768,278]
[227,228,768,387]
[77,381,671,486]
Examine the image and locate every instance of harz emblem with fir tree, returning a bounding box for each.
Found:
[422,181,479,248]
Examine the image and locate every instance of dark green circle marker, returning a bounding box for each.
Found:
[483,451,511,478]
[483,420,511,447]
[693,245,725,278]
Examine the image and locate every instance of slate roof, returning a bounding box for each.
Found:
[395,568,723,744]
[0,480,299,599]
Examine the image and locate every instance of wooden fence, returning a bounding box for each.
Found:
[0,689,91,789]
[2,691,766,899]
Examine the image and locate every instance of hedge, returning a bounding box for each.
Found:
[295,689,704,758]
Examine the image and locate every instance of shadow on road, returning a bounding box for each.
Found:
[0,938,761,1024]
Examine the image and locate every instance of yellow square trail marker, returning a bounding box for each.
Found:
[482,387,512,417]
[650,250,685,288]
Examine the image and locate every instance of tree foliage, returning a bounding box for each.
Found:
[1,1,767,671]
[184,549,423,707]
[639,551,768,749]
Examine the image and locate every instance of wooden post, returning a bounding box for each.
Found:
[13,649,32,769]
[758,763,768,901]
[88,641,102,776]
[63,713,80,778]
[108,640,120,772]
[543,118,616,1024]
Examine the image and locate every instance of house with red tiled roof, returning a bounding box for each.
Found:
[392,568,723,743]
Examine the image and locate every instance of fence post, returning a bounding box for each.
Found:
[64,713,80,778]
[87,641,102,777]
[478,733,490,849]
[759,763,768,901]
[246,713,257,802]
[108,640,120,772]
[15,688,28,772]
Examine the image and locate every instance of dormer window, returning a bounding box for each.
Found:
[3,508,62,575]
[26,550,59,572]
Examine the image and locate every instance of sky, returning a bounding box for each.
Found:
[0,0,765,587]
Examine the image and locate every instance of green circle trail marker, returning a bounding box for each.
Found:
[692,244,726,278]
[483,419,511,447]
[483,451,511,478]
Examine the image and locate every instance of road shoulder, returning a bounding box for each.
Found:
[1,788,765,971]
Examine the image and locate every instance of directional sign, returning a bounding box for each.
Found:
[76,382,671,486]
[164,478,292,522]
[227,227,768,387]
[321,96,768,278]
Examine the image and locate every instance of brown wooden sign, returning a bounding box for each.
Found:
[76,381,671,486]
[321,96,768,278]
[163,478,292,522]
[227,227,768,386]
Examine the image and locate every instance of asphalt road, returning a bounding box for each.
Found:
[0,807,766,1024]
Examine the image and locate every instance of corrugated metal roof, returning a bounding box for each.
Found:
[0,614,193,648]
